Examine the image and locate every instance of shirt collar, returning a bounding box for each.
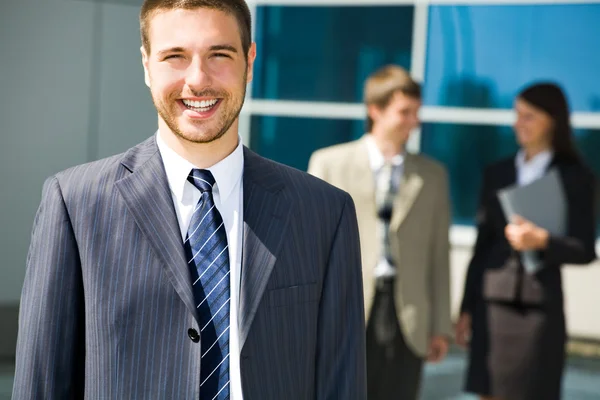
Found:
[515,149,554,171]
[364,134,404,171]
[156,130,244,203]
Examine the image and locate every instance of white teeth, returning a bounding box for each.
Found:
[182,99,218,109]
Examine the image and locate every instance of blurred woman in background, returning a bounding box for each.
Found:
[455,82,597,400]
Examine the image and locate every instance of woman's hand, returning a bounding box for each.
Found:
[505,215,550,251]
[455,312,471,349]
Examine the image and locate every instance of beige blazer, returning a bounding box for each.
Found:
[308,136,452,356]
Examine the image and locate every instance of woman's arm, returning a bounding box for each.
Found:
[541,168,597,266]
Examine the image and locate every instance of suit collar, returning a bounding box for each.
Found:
[155,131,244,205]
[515,149,554,186]
[116,136,199,321]
[119,139,292,341]
[238,148,292,350]
[390,153,424,231]
[241,147,286,193]
[515,149,554,171]
[363,134,405,171]
[353,137,424,230]
[120,135,159,172]
[350,137,377,206]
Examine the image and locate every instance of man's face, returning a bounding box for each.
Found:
[141,8,256,144]
[369,91,421,143]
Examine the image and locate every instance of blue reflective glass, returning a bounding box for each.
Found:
[420,123,518,224]
[421,124,600,227]
[252,6,414,102]
[250,116,364,171]
[424,4,600,112]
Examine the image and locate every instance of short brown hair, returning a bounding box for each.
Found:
[364,65,421,132]
[140,0,252,59]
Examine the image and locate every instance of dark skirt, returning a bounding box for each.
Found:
[465,300,566,400]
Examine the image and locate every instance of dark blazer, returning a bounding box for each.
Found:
[461,155,597,312]
[13,136,367,399]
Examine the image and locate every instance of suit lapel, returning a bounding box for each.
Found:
[115,136,198,321]
[239,148,292,350]
[390,154,424,232]
[547,154,559,172]
[350,138,376,212]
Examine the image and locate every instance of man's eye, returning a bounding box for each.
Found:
[213,53,231,58]
[164,54,182,60]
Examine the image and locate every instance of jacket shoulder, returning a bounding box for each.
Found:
[556,160,597,191]
[410,153,448,180]
[310,140,362,165]
[248,150,353,216]
[51,137,156,195]
[485,156,515,177]
[53,153,125,188]
[45,149,135,210]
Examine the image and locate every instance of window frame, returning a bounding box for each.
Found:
[241,0,600,248]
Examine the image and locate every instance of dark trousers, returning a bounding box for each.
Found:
[366,278,423,400]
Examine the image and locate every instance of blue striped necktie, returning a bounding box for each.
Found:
[184,169,230,400]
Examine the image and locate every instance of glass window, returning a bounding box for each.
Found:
[424,4,600,111]
[250,116,364,171]
[420,123,518,224]
[575,129,600,181]
[252,6,414,103]
[421,123,600,227]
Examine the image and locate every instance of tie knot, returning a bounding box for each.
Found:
[188,169,215,193]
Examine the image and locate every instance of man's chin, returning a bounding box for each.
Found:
[173,128,225,144]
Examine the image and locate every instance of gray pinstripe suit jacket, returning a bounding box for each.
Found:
[13,136,366,399]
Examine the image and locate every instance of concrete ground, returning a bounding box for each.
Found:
[1,347,599,399]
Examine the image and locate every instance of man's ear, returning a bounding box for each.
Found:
[246,42,257,83]
[141,46,150,88]
[367,104,381,124]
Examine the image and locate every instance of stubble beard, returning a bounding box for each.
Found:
[153,72,247,144]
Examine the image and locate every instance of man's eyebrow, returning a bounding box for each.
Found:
[156,47,186,57]
[209,44,238,53]
[156,45,238,57]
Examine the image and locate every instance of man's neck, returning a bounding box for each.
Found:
[369,131,406,160]
[159,121,239,169]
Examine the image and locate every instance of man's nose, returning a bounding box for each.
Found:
[186,59,212,89]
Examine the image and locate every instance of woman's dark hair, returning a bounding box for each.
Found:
[517,82,581,163]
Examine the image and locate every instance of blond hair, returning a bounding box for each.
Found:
[364,65,421,131]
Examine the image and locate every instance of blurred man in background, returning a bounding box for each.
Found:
[309,65,452,400]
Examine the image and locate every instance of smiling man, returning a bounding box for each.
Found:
[309,65,452,400]
[12,1,366,399]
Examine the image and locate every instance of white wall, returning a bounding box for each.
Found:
[0,0,156,305]
[0,0,95,303]
[0,0,156,357]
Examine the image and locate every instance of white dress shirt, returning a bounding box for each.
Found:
[156,131,244,400]
[515,149,554,186]
[365,135,405,278]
